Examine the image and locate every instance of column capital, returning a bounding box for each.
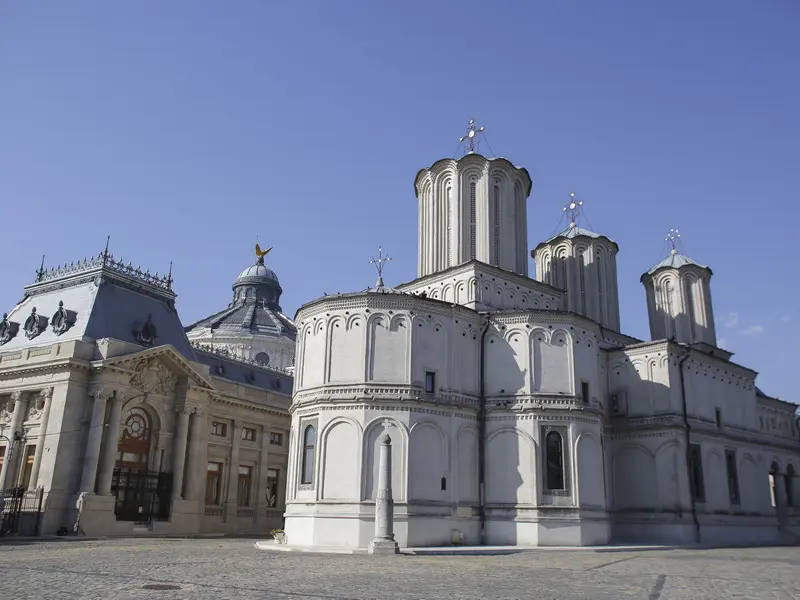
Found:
[38,386,54,402]
[9,390,24,403]
[88,387,115,403]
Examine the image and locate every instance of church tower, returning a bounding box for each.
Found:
[532,194,621,331]
[413,120,532,278]
[640,229,717,347]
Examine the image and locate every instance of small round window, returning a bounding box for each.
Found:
[255,352,270,366]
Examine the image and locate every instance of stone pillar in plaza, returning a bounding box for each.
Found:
[79,388,112,493]
[368,434,399,555]
[171,409,190,500]
[97,391,124,495]
[28,387,54,489]
[0,391,28,488]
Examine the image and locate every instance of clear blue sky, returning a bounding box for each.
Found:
[1,1,798,401]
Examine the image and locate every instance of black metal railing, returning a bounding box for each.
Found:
[110,468,172,523]
[0,487,44,537]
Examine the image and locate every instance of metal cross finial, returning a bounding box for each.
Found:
[459,119,485,154]
[562,192,584,227]
[370,246,392,288]
[666,228,681,254]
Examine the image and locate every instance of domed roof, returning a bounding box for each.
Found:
[646,250,711,276]
[235,262,279,285]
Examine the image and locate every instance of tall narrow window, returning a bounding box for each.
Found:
[581,381,590,405]
[446,185,452,268]
[685,277,697,341]
[689,444,705,502]
[664,280,675,338]
[205,462,223,505]
[237,465,253,506]
[20,445,36,488]
[596,253,604,323]
[493,184,500,265]
[786,464,795,507]
[469,181,476,260]
[301,425,316,485]
[578,253,586,313]
[769,462,779,507]
[267,469,279,507]
[725,449,740,505]
[425,371,436,394]
[715,408,723,428]
[545,431,565,490]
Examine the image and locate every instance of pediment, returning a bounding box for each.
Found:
[95,344,217,395]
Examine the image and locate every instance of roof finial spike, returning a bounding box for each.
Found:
[666,228,681,255]
[36,254,46,281]
[562,192,584,228]
[459,119,486,155]
[370,246,392,288]
[103,235,111,265]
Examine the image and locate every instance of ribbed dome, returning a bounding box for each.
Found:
[235,262,279,285]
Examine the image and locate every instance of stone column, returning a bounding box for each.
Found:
[369,434,399,555]
[0,391,28,489]
[255,424,270,524]
[185,410,208,502]
[171,410,190,500]
[226,422,242,518]
[28,387,54,489]
[79,388,112,493]
[97,392,124,495]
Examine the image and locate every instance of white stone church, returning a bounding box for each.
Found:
[283,146,800,548]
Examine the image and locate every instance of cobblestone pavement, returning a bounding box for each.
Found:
[1,539,799,600]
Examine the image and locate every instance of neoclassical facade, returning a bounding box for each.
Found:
[0,250,292,537]
[282,151,800,549]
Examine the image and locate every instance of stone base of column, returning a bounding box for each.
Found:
[368,538,400,555]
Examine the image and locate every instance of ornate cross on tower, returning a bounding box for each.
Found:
[459,119,485,154]
[370,246,392,288]
[563,192,584,228]
[666,228,681,255]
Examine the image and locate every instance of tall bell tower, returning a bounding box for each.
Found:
[413,120,532,278]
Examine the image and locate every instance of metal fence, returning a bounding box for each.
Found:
[110,468,172,523]
[0,487,44,537]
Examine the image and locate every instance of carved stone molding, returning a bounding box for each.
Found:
[129,357,177,396]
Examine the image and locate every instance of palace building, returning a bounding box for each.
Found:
[281,126,800,549]
[0,248,293,537]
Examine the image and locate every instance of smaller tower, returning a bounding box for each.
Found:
[640,229,717,347]
[532,194,621,330]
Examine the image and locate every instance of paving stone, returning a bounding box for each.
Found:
[0,539,798,600]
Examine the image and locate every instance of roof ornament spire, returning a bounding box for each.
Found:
[370,246,392,288]
[666,228,681,255]
[35,254,46,282]
[563,192,584,228]
[459,119,486,155]
[255,243,273,266]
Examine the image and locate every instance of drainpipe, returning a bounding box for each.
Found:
[477,315,492,545]
[677,343,701,544]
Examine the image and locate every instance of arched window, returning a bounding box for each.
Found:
[117,407,152,471]
[684,277,697,341]
[578,252,586,313]
[300,425,316,485]
[786,464,795,507]
[545,431,565,490]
